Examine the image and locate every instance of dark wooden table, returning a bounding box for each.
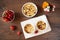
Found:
[0,0,60,40]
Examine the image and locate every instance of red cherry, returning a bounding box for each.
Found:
[17,31,21,36]
[35,30,38,34]
[9,14,11,17]
[3,17,9,22]
[7,16,12,20]
[10,25,16,31]
[7,16,10,19]
[10,15,13,19]
[8,13,13,17]
[8,10,13,15]
[6,10,14,17]
[7,14,13,20]
[7,17,11,21]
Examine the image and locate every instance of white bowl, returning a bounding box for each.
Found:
[22,2,38,18]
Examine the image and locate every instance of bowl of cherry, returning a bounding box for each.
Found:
[2,10,15,23]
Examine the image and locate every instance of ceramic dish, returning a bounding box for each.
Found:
[22,2,38,18]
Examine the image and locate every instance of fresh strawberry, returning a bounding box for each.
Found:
[10,25,16,31]
[17,31,21,36]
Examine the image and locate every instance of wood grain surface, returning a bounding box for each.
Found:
[0,0,60,40]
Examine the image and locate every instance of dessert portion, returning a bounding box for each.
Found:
[2,10,15,22]
[24,24,34,33]
[42,1,55,12]
[37,21,46,30]
[22,2,37,17]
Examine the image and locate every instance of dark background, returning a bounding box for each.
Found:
[0,0,60,40]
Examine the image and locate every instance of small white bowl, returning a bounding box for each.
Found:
[22,2,38,18]
[2,10,15,23]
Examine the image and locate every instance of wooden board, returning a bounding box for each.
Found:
[0,0,60,40]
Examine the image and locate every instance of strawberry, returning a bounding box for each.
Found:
[17,31,21,36]
[10,25,16,31]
